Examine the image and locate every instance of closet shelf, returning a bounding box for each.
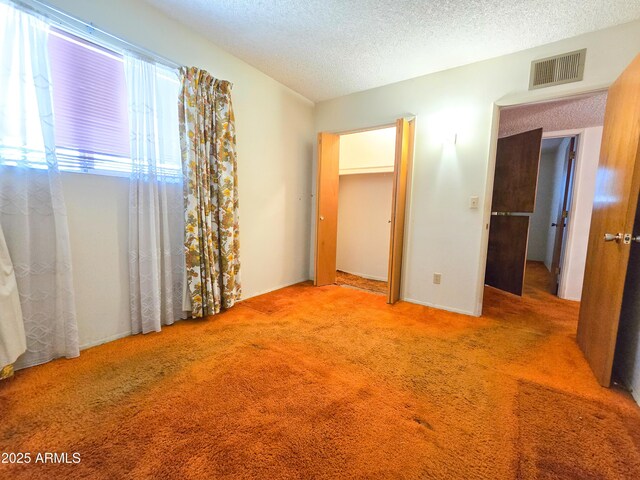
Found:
[339,166,394,175]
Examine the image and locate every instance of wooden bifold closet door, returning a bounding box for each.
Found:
[387,118,414,304]
[314,132,340,287]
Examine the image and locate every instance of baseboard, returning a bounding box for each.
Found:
[560,295,581,302]
[241,277,311,301]
[74,280,311,352]
[402,297,477,317]
[32,281,477,369]
[80,330,132,351]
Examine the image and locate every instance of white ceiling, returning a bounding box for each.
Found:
[144,0,640,102]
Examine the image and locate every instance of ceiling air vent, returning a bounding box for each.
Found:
[529,49,586,90]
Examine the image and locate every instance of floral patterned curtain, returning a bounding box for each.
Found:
[178,67,241,318]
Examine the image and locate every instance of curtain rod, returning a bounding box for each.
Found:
[12,0,183,70]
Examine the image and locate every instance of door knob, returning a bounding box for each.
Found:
[603,233,623,242]
[551,223,557,227]
[319,215,325,221]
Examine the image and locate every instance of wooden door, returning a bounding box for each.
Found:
[388,118,415,304]
[577,54,640,387]
[314,132,340,286]
[549,137,576,293]
[485,128,543,295]
[486,215,530,295]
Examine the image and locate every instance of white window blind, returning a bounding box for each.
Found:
[48,28,131,174]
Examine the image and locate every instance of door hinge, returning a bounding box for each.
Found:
[555,267,560,275]
[562,210,568,219]
[569,151,576,160]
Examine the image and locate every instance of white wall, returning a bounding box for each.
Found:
[339,127,396,174]
[527,150,556,263]
[559,127,603,301]
[60,173,130,347]
[46,0,315,348]
[314,21,640,315]
[337,173,393,281]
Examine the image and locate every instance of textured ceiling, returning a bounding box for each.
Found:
[143,0,640,101]
[498,91,608,138]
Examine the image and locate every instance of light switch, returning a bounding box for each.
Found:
[469,196,479,209]
[433,273,442,285]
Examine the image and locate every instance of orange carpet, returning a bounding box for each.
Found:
[336,270,387,294]
[1,268,639,479]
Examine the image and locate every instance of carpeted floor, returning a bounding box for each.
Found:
[336,270,388,294]
[1,269,639,479]
[523,260,554,298]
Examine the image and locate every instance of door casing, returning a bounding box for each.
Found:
[547,135,577,295]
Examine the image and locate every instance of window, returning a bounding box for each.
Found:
[48,28,131,174]
[0,15,181,177]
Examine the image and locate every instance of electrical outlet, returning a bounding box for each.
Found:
[469,196,479,209]
[433,273,442,285]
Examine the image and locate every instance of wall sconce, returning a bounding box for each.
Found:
[443,132,458,145]
[428,108,467,148]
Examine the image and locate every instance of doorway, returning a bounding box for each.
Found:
[314,117,415,304]
[528,135,577,296]
[484,91,607,303]
[481,55,640,388]
[336,129,395,295]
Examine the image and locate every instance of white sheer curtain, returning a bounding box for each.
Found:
[0,223,26,369]
[0,2,79,368]
[125,55,185,334]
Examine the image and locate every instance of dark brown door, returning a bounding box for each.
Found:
[485,128,543,296]
[314,132,340,286]
[577,54,640,387]
[549,137,577,294]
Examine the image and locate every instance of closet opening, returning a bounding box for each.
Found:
[315,117,415,304]
[336,127,396,295]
